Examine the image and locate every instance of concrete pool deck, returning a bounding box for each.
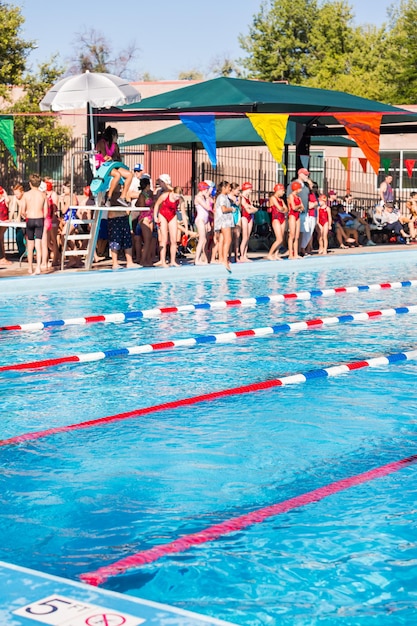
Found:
[0,561,235,625]
[1,244,417,295]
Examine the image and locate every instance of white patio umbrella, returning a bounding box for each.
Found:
[39,70,141,150]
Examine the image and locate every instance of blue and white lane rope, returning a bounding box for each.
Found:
[1,279,417,334]
[1,303,417,374]
[2,347,417,448]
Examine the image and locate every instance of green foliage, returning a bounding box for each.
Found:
[384,0,417,103]
[0,2,35,96]
[239,0,319,83]
[238,0,417,103]
[5,59,72,156]
[178,69,205,81]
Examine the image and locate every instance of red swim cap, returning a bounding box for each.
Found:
[291,181,302,191]
[241,182,253,191]
[274,183,285,192]
[197,181,209,191]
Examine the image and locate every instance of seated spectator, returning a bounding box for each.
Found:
[405,192,417,241]
[330,206,356,249]
[328,189,340,207]
[338,206,376,247]
[343,193,355,212]
[380,203,411,243]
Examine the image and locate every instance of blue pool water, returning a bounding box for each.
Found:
[2,251,417,625]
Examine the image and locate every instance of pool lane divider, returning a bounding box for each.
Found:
[1,348,417,448]
[1,279,416,334]
[1,304,417,374]
[79,451,417,586]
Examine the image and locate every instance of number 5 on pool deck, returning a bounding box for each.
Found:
[13,594,145,626]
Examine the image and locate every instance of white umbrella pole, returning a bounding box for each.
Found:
[88,103,95,152]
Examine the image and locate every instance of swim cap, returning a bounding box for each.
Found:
[241,182,253,191]
[291,181,302,191]
[274,183,285,193]
[198,181,210,191]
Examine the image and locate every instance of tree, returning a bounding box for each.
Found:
[178,69,205,81]
[238,0,395,102]
[384,0,417,103]
[68,28,140,80]
[305,1,356,87]
[239,0,319,83]
[6,59,72,155]
[209,55,243,78]
[0,2,35,97]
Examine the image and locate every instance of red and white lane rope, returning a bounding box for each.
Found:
[1,279,416,334]
[1,304,416,374]
[79,451,417,586]
[1,347,416,448]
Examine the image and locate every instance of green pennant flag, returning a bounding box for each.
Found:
[381,157,391,174]
[0,116,17,166]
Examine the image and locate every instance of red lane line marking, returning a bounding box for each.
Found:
[283,293,297,299]
[0,379,283,448]
[0,356,79,372]
[150,341,176,351]
[0,325,21,332]
[235,330,256,337]
[159,307,179,314]
[334,287,347,293]
[346,361,369,371]
[305,319,323,327]
[79,453,417,586]
[380,283,392,289]
[85,315,107,323]
[367,310,382,318]
[225,300,243,307]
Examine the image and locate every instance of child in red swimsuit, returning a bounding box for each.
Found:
[266,183,287,260]
[317,194,332,254]
[153,186,187,268]
[287,181,304,259]
[239,182,258,262]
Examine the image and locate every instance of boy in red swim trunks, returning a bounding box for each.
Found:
[20,174,48,275]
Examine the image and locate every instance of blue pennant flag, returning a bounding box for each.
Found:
[180,114,217,168]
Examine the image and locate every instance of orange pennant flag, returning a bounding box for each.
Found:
[334,113,382,175]
[358,158,368,174]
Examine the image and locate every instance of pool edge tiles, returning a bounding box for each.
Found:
[0,561,236,625]
[2,248,417,296]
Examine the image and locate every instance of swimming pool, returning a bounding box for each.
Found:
[2,250,417,625]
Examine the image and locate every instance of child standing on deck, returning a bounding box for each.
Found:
[287,181,304,259]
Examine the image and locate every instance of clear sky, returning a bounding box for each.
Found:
[17,0,395,81]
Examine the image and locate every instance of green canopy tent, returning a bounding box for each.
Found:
[120,77,416,172]
[121,77,416,130]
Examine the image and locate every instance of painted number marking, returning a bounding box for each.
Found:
[86,615,126,626]
[13,594,145,626]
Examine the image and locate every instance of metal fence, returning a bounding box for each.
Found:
[0,139,410,214]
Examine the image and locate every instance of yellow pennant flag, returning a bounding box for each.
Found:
[246,113,289,169]
[339,157,349,171]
